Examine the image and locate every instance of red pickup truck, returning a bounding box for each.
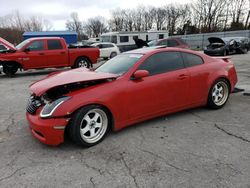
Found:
[0,37,99,76]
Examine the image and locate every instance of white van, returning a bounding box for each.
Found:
[100,31,168,52]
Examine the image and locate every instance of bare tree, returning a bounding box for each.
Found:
[44,19,53,31]
[123,9,134,31]
[84,17,108,37]
[23,16,44,31]
[154,8,167,30]
[244,0,250,28]
[66,12,84,39]
[110,8,125,31]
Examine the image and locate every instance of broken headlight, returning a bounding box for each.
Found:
[40,96,70,118]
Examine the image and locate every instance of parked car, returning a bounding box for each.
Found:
[26,46,237,147]
[148,38,190,49]
[204,37,249,56]
[0,37,99,76]
[91,42,120,59]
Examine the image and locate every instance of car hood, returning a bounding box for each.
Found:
[0,37,17,51]
[208,37,225,44]
[30,68,118,96]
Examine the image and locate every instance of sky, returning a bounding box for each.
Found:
[0,0,191,30]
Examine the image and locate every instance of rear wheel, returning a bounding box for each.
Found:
[73,57,91,68]
[207,79,230,109]
[3,64,18,77]
[69,105,111,147]
[110,52,117,59]
[243,48,248,54]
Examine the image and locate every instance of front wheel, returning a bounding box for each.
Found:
[207,79,230,109]
[73,57,91,69]
[69,105,110,147]
[3,64,18,77]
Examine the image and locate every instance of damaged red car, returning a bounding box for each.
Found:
[26,47,238,147]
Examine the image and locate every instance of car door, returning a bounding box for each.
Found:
[126,51,189,120]
[181,52,209,105]
[101,44,111,58]
[22,40,47,69]
[46,39,68,67]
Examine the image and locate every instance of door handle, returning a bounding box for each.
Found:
[178,74,188,80]
[60,52,66,54]
[39,53,45,55]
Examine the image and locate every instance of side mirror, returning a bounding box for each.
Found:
[24,48,30,52]
[132,70,149,80]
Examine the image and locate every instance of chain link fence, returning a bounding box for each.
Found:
[170,30,250,50]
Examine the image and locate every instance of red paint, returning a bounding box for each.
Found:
[30,68,118,96]
[26,108,68,146]
[0,37,99,70]
[155,38,190,49]
[26,48,238,146]
[133,70,149,79]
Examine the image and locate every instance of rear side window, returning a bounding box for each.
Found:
[182,52,204,67]
[167,40,178,47]
[48,40,63,50]
[102,44,114,48]
[159,40,168,45]
[139,52,185,76]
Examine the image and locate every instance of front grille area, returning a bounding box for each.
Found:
[26,96,42,114]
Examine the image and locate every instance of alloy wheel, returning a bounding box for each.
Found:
[212,81,229,106]
[78,59,89,68]
[79,109,108,144]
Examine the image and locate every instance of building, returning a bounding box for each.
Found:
[23,31,78,44]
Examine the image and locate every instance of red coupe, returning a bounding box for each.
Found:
[26,47,238,147]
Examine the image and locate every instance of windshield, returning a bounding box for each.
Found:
[148,40,158,47]
[16,39,30,50]
[95,54,143,75]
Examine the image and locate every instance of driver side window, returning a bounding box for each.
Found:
[139,52,185,76]
[27,41,44,51]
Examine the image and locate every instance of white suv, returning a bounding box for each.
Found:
[91,42,120,59]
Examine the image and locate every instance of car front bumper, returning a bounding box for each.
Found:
[26,112,69,146]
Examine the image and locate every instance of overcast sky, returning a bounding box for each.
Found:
[0,0,191,30]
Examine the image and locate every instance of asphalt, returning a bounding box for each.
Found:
[0,54,250,188]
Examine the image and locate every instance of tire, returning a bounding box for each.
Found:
[110,52,117,59]
[207,79,230,109]
[69,105,111,147]
[73,57,91,68]
[243,48,248,54]
[3,64,18,77]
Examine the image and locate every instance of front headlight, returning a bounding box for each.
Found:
[40,96,70,118]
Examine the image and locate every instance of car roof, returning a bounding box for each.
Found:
[124,46,201,55]
[26,37,62,41]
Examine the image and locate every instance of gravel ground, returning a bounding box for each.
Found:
[0,54,250,188]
